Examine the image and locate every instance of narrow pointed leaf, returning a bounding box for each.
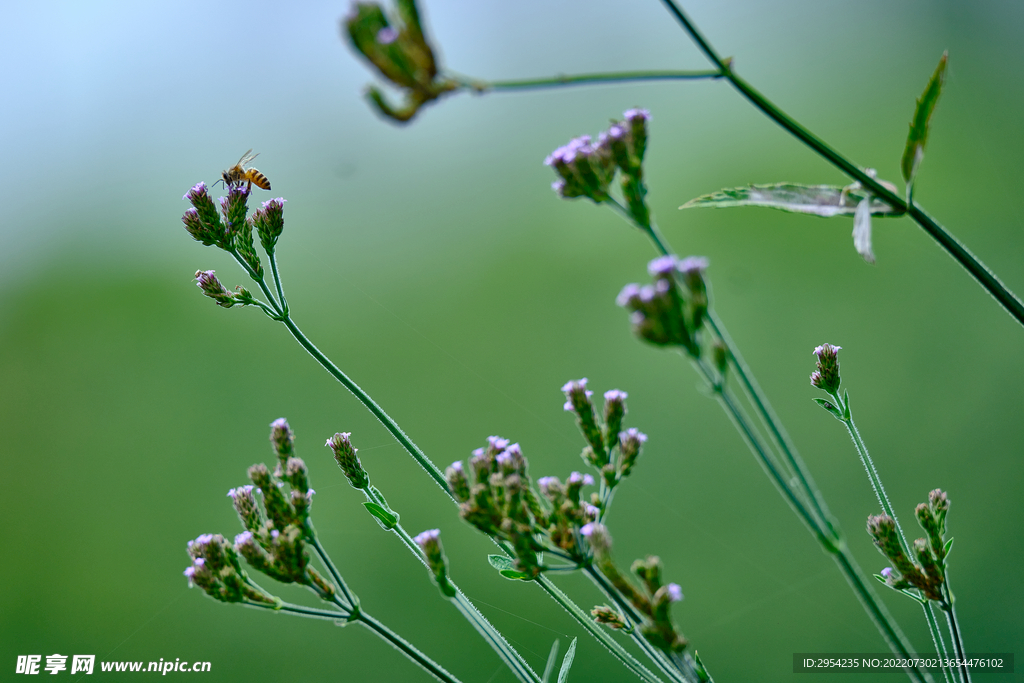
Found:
[362,501,399,529]
[694,650,714,683]
[680,183,901,217]
[542,640,560,683]
[943,537,954,559]
[901,51,948,186]
[556,638,577,683]
[487,554,515,571]
[842,389,851,420]
[812,397,844,421]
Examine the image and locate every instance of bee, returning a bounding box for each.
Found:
[216,149,271,191]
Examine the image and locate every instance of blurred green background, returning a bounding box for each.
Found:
[2,1,1022,681]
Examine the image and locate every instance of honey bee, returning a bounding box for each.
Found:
[217,149,271,191]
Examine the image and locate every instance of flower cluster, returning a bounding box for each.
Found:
[184,533,277,606]
[326,431,370,490]
[182,178,288,314]
[414,529,457,598]
[545,109,651,222]
[617,255,709,357]
[868,489,951,602]
[185,419,335,603]
[344,0,457,122]
[810,343,842,394]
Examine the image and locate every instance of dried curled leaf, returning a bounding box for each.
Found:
[680,183,902,218]
[901,51,948,188]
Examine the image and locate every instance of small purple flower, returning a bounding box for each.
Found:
[881,567,894,579]
[623,108,651,122]
[647,255,679,277]
[449,461,463,472]
[604,389,628,402]
[584,504,601,520]
[678,256,709,276]
[580,523,596,537]
[616,284,641,307]
[183,182,208,202]
[414,528,441,547]
[667,583,683,602]
[376,26,398,44]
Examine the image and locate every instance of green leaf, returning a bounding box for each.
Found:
[556,637,577,683]
[943,537,954,558]
[680,183,901,218]
[498,568,532,580]
[842,389,851,420]
[542,640,560,683]
[812,397,844,421]
[901,51,948,188]
[694,650,714,683]
[362,501,399,529]
[487,554,515,571]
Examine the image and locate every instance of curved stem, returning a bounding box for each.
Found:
[534,574,666,683]
[452,69,722,93]
[278,314,450,495]
[656,0,1024,328]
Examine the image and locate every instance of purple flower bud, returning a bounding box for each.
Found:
[811,343,842,394]
[327,432,369,489]
[648,255,679,277]
[194,270,238,308]
[616,284,642,308]
[376,26,398,44]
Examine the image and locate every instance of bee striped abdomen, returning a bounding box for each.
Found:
[244,168,271,190]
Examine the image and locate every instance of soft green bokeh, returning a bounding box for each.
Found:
[2,1,1022,681]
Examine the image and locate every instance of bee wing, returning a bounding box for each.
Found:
[237,149,259,167]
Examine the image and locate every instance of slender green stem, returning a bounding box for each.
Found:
[278,314,450,495]
[307,526,360,611]
[830,391,905,547]
[452,69,722,93]
[708,312,835,536]
[923,602,953,683]
[269,250,288,314]
[941,587,970,683]
[248,599,347,621]
[533,574,666,683]
[249,599,462,682]
[359,486,540,683]
[230,250,282,315]
[656,0,1024,328]
[355,610,465,683]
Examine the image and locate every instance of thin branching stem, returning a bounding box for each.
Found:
[248,600,462,683]
[359,486,540,683]
[533,574,666,683]
[306,527,359,612]
[451,69,722,93]
[656,0,1024,328]
[828,390,956,682]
